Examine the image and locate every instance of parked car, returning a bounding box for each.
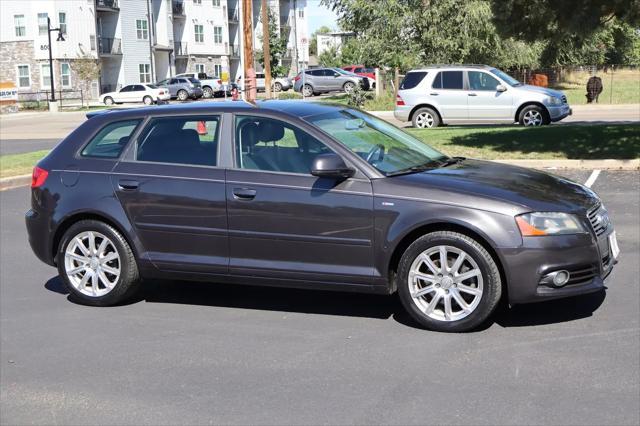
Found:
[335,68,376,89]
[175,72,228,98]
[156,77,203,101]
[395,65,572,128]
[26,101,617,332]
[293,68,370,96]
[236,73,292,92]
[99,84,169,106]
[342,65,376,81]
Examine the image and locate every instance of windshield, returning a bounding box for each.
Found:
[146,84,158,89]
[490,68,521,87]
[306,109,448,175]
[334,68,359,77]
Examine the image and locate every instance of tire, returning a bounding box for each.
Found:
[343,81,355,93]
[56,220,140,307]
[103,96,114,106]
[143,95,153,105]
[274,82,282,92]
[396,231,502,332]
[177,90,189,101]
[203,86,213,98]
[302,84,314,97]
[519,105,549,126]
[412,107,440,128]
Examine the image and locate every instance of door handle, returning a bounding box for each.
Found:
[429,92,439,96]
[232,188,256,200]
[468,93,478,96]
[118,179,139,191]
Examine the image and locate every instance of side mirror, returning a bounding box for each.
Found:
[496,84,507,92]
[334,73,340,77]
[310,153,355,179]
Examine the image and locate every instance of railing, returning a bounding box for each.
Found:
[172,1,185,16]
[98,37,122,55]
[96,0,119,10]
[174,42,188,56]
[17,89,88,110]
[229,44,240,58]
[228,8,239,22]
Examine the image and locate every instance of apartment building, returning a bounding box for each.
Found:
[0,0,308,97]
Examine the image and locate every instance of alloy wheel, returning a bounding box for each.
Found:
[523,110,543,126]
[408,245,483,322]
[178,90,188,101]
[64,231,121,297]
[274,82,282,92]
[104,97,114,106]
[344,82,355,93]
[415,112,435,128]
[143,96,153,105]
[203,87,213,98]
[302,85,313,97]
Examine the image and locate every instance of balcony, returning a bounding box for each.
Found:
[228,8,239,23]
[172,1,186,18]
[98,37,122,56]
[174,42,188,57]
[229,44,240,58]
[96,0,119,12]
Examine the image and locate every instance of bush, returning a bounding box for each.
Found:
[346,84,372,107]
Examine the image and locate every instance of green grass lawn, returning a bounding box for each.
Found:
[407,124,640,160]
[552,69,640,105]
[0,150,50,179]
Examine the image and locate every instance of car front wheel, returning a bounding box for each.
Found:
[57,220,140,306]
[397,231,502,332]
[274,82,283,92]
[519,105,549,126]
[177,90,189,101]
[343,82,355,93]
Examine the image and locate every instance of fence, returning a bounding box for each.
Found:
[17,89,88,110]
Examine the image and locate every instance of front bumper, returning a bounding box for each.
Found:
[394,106,411,122]
[502,228,616,304]
[190,88,204,98]
[548,104,572,122]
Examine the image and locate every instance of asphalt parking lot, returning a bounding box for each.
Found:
[1,170,639,425]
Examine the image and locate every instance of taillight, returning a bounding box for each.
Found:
[31,166,48,188]
[293,76,301,82]
[217,79,222,84]
[396,95,405,106]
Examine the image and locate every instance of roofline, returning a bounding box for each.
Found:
[408,64,494,71]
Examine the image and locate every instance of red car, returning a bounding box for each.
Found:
[342,65,376,81]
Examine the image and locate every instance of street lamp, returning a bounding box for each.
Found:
[47,16,65,102]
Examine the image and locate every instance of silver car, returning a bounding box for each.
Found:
[293,67,370,97]
[156,77,204,101]
[394,65,572,128]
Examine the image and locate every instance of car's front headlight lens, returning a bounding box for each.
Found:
[516,212,586,236]
[546,96,563,106]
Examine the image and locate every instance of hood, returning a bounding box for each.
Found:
[393,159,599,214]
[519,84,564,98]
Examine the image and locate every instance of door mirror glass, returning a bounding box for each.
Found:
[496,84,507,92]
[310,153,355,179]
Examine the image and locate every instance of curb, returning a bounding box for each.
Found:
[0,174,31,191]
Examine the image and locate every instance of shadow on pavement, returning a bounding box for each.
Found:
[44,276,607,329]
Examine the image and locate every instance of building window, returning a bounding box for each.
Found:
[58,12,67,34]
[194,0,202,4]
[61,63,71,87]
[17,65,31,88]
[38,13,49,36]
[90,35,96,51]
[136,19,149,40]
[212,0,220,6]
[41,64,51,88]
[213,64,222,77]
[194,24,204,43]
[195,64,205,74]
[14,15,26,37]
[213,26,223,44]
[139,64,151,83]
[298,9,304,18]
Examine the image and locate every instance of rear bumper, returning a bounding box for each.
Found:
[26,208,55,266]
[548,104,572,122]
[394,106,411,122]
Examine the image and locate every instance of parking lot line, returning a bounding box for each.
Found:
[584,169,601,188]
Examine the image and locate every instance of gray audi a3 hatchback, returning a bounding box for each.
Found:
[26,101,619,332]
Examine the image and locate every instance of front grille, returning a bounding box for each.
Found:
[566,264,598,286]
[602,253,611,269]
[587,203,608,237]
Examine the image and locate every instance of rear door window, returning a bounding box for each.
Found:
[81,120,141,159]
[432,71,463,90]
[136,116,220,167]
[400,72,427,90]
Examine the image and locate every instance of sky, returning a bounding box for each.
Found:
[306,0,340,35]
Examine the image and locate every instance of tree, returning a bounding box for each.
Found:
[318,45,342,67]
[309,25,332,56]
[256,8,288,77]
[72,53,100,96]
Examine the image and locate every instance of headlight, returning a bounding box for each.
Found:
[546,96,563,106]
[516,212,586,236]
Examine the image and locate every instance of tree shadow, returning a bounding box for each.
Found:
[44,276,607,330]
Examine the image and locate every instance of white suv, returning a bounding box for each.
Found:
[394,65,572,128]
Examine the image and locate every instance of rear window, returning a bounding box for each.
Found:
[81,120,141,159]
[432,71,463,90]
[188,78,199,83]
[400,72,427,90]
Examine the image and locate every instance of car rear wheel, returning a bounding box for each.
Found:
[57,220,140,306]
[412,107,440,128]
[177,90,189,101]
[203,86,214,98]
[143,95,153,105]
[274,82,283,92]
[103,96,114,106]
[519,105,549,126]
[302,84,314,97]
[343,81,355,93]
[397,231,502,332]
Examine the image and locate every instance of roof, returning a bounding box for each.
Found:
[86,100,349,121]
[408,64,494,72]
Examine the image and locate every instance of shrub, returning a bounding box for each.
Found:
[346,84,372,107]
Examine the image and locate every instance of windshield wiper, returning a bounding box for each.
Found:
[439,156,466,167]
[386,160,444,177]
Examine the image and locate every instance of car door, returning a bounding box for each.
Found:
[326,69,344,91]
[226,114,375,284]
[130,85,146,103]
[466,70,513,120]
[111,114,228,273]
[429,70,468,120]
[114,85,133,102]
[166,78,180,97]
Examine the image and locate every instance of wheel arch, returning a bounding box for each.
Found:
[408,104,443,123]
[514,101,549,123]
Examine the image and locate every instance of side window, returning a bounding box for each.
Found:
[81,120,140,159]
[441,71,463,89]
[133,85,145,91]
[120,85,133,92]
[400,71,427,90]
[468,71,500,91]
[235,115,332,174]
[355,67,364,73]
[169,78,178,84]
[136,116,220,166]
[311,69,324,77]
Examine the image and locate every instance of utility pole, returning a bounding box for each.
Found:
[261,0,271,99]
[242,0,256,102]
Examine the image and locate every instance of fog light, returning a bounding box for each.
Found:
[552,270,570,287]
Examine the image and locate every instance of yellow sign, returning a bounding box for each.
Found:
[221,71,229,84]
[0,81,18,103]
